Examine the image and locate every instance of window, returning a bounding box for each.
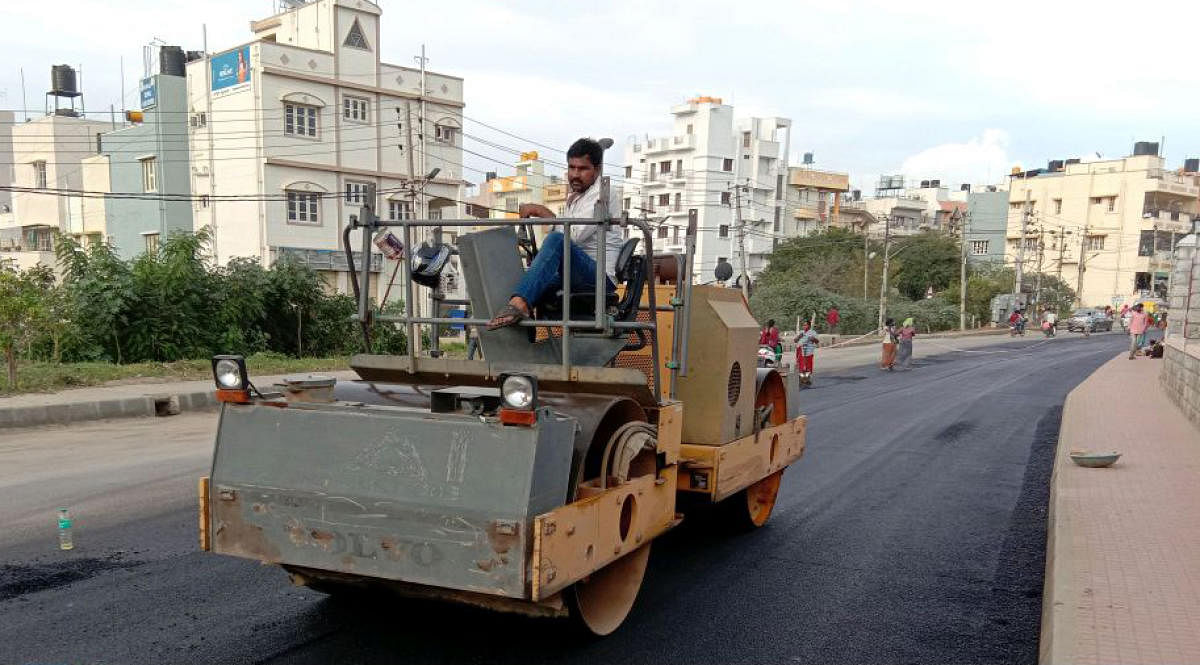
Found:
[1107,196,1117,212]
[776,174,784,200]
[140,157,157,192]
[970,240,989,255]
[686,124,693,135]
[624,165,632,178]
[676,159,683,175]
[743,132,751,148]
[33,161,47,189]
[673,192,681,211]
[672,226,679,243]
[144,233,160,255]
[345,181,370,204]
[659,160,671,174]
[721,191,731,205]
[287,191,320,224]
[657,225,669,239]
[200,195,210,208]
[649,163,656,180]
[646,196,655,212]
[719,224,729,238]
[623,197,630,210]
[343,96,369,123]
[658,193,670,206]
[434,124,457,144]
[388,200,413,220]
[723,158,733,172]
[1053,199,1062,214]
[743,154,750,160]
[1085,235,1105,251]
[285,103,318,137]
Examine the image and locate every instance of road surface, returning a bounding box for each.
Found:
[0,332,1126,664]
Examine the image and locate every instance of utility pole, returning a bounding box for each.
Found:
[959,211,968,330]
[863,215,871,299]
[1075,224,1088,306]
[877,215,891,331]
[733,181,749,299]
[1015,188,1031,297]
[1033,226,1045,319]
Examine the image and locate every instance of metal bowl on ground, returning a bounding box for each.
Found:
[1069,450,1121,468]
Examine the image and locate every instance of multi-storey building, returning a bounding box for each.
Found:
[964,189,1008,266]
[784,167,850,236]
[1005,147,1198,307]
[621,97,790,284]
[80,48,196,259]
[187,0,465,300]
[4,100,109,270]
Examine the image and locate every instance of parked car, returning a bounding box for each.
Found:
[1067,308,1113,332]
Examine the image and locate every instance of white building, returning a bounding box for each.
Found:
[621,97,791,284]
[187,0,465,300]
[3,112,110,270]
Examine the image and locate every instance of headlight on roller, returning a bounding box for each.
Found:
[499,373,537,410]
[211,355,248,390]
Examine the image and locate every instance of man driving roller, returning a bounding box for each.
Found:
[486,137,624,330]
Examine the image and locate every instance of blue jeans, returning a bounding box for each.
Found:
[514,231,615,305]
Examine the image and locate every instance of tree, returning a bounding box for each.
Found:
[0,268,50,388]
[891,231,960,300]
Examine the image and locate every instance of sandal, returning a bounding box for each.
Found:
[486,303,529,330]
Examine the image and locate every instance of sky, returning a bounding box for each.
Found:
[2,0,1197,192]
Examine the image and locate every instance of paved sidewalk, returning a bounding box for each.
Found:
[1042,354,1200,664]
[0,370,358,429]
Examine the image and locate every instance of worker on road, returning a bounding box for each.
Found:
[1127,303,1149,359]
[486,138,623,330]
[794,322,820,385]
[897,317,917,370]
[760,319,782,365]
[881,317,899,370]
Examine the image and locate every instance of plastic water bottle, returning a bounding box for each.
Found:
[57,507,73,550]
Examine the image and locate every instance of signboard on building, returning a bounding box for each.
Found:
[139,77,157,109]
[211,46,251,93]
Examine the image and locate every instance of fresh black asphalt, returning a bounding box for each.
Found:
[0,333,1125,664]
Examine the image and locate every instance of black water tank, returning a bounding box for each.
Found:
[160,46,186,77]
[50,64,78,95]
[961,183,971,192]
[930,179,940,187]
[1185,158,1199,173]
[1048,159,1064,171]
[1133,141,1159,156]
[920,180,930,188]
[1065,158,1081,165]
[185,50,205,63]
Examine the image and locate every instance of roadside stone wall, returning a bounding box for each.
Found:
[1163,234,1200,428]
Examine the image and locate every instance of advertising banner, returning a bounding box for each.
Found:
[139,77,157,109]
[211,46,251,93]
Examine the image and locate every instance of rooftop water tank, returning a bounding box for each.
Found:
[1185,158,1199,173]
[1133,141,1159,157]
[160,46,186,77]
[50,65,79,96]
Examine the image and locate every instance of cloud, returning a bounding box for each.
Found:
[807,87,950,116]
[899,129,1012,185]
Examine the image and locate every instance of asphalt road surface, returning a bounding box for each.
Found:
[0,332,1127,664]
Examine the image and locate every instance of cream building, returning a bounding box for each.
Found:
[784,167,850,236]
[1005,151,1198,307]
[187,0,465,300]
[3,113,110,270]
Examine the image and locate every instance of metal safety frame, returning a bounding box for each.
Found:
[345,179,665,402]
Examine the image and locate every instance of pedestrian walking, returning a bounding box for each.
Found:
[880,317,899,370]
[466,324,482,360]
[794,322,820,385]
[897,317,916,370]
[825,306,840,335]
[759,319,782,365]
[1127,303,1149,359]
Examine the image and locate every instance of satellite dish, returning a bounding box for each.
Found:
[714,260,733,282]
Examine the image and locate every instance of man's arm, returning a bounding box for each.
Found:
[519,203,556,218]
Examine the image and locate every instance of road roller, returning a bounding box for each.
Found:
[197,179,807,635]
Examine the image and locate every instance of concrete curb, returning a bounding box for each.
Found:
[0,389,217,430]
[1039,385,1081,665]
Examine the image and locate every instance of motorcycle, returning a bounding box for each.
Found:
[1041,320,1056,337]
[1009,318,1026,336]
[756,345,777,368]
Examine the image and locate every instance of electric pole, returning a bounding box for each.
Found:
[863,215,871,299]
[1075,223,1088,306]
[733,181,749,299]
[877,215,891,331]
[960,211,968,331]
[1033,225,1045,319]
[1015,188,1031,298]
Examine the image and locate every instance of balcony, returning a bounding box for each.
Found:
[753,140,779,159]
[1145,169,1200,197]
[644,134,695,154]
